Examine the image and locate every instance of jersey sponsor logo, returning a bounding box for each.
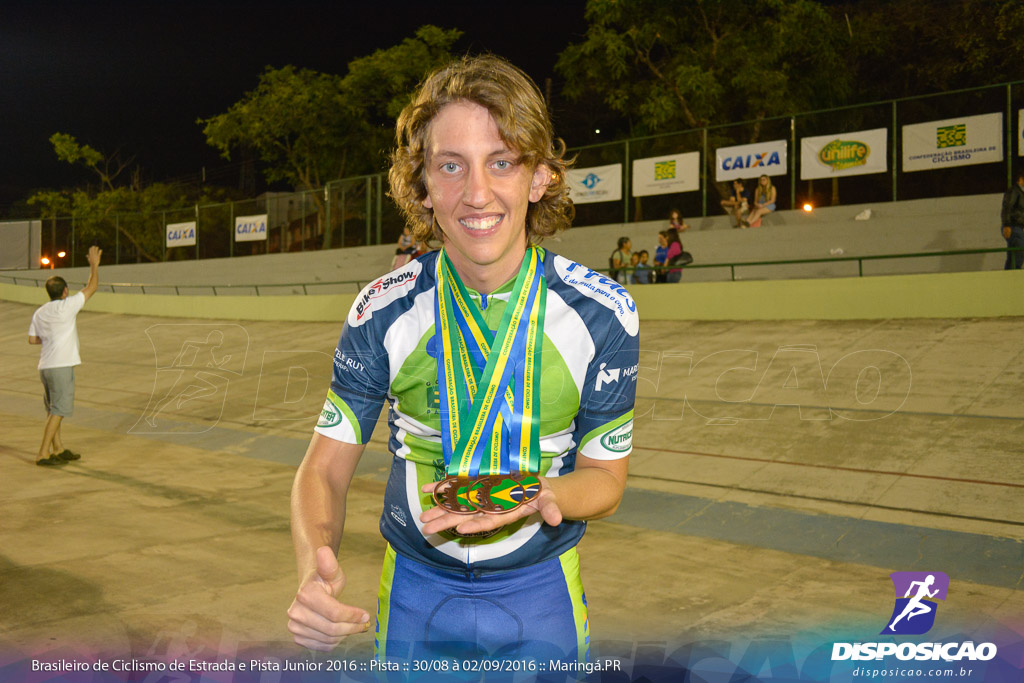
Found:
[595,363,620,391]
[317,397,342,428]
[554,256,639,336]
[595,362,637,391]
[600,420,632,453]
[349,261,422,326]
[333,348,366,374]
[389,504,408,527]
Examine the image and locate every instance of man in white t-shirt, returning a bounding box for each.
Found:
[28,246,102,466]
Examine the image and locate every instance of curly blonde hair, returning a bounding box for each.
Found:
[388,54,574,245]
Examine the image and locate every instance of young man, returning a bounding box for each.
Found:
[287,56,639,667]
[1001,172,1024,270]
[28,245,102,466]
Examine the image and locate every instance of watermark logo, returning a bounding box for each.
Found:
[881,571,948,636]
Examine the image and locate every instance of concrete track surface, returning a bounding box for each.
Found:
[1,300,1022,680]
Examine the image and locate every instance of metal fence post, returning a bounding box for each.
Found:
[71,215,75,267]
[229,201,234,258]
[891,100,898,202]
[790,116,797,209]
[340,185,346,248]
[365,177,372,245]
[162,210,167,261]
[376,174,383,244]
[324,184,331,252]
[115,214,120,264]
[195,204,199,260]
[623,139,630,224]
[1007,83,1013,187]
[701,128,708,217]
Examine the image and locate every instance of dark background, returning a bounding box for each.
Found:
[0,0,589,212]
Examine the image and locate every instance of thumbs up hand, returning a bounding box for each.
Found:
[286,546,371,651]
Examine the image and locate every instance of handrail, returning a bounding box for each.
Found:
[2,247,1019,293]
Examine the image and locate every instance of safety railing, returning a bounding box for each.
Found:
[4,247,1020,295]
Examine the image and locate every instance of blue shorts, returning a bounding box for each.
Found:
[375,545,589,674]
[40,366,75,417]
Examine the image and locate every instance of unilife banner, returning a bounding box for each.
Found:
[801,127,888,180]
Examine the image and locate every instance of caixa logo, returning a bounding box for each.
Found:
[720,150,782,172]
[355,271,418,320]
[831,571,997,663]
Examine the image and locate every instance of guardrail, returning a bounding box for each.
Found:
[4,247,1021,295]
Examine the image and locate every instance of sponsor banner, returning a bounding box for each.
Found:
[801,127,888,180]
[566,164,622,204]
[1019,109,1024,156]
[632,152,700,196]
[715,139,788,182]
[903,112,1003,172]
[165,221,196,248]
[234,213,268,242]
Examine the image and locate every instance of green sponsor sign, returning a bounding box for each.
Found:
[818,139,870,171]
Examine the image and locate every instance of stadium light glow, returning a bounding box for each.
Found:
[41,257,50,266]
[57,251,66,258]
[802,203,814,212]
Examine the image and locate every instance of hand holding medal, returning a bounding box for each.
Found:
[420,474,564,537]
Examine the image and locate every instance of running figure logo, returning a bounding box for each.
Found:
[881,571,949,635]
[132,324,249,434]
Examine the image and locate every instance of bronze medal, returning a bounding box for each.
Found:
[433,476,476,514]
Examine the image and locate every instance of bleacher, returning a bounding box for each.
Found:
[2,193,1009,293]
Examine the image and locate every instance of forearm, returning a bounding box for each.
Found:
[291,468,348,580]
[542,459,628,521]
[290,435,362,580]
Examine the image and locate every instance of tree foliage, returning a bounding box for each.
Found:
[556,0,852,137]
[198,25,461,247]
[29,134,196,262]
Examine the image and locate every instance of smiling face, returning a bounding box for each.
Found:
[421,101,550,292]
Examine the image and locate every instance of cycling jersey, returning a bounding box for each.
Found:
[314,248,639,573]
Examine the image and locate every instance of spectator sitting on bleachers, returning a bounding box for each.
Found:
[668,209,690,234]
[744,174,777,227]
[720,179,750,228]
[653,231,669,283]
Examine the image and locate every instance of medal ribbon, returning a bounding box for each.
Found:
[434,245,545,478]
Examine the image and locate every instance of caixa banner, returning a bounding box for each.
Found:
[165,221,196,248]
[715,139,788,182]
[234,214,268,242]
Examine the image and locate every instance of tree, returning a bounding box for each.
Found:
[557,0,852,137]
[28,134,186,262]
[198,26,461,248]
[841,0,1024,99]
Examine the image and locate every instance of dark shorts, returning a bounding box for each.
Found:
[41,366,75,417]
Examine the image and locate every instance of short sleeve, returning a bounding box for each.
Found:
[65,291,86,315]
[313,317,391,445]
[575,306,640,460]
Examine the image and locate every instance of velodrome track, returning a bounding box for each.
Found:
[1,290,1022,677]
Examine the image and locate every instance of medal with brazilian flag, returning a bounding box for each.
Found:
[431,245,545,529]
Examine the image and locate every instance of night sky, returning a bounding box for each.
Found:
[0,0,589,212]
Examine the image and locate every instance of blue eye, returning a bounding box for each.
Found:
[494,160,510,170]
[442,162,459,173]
